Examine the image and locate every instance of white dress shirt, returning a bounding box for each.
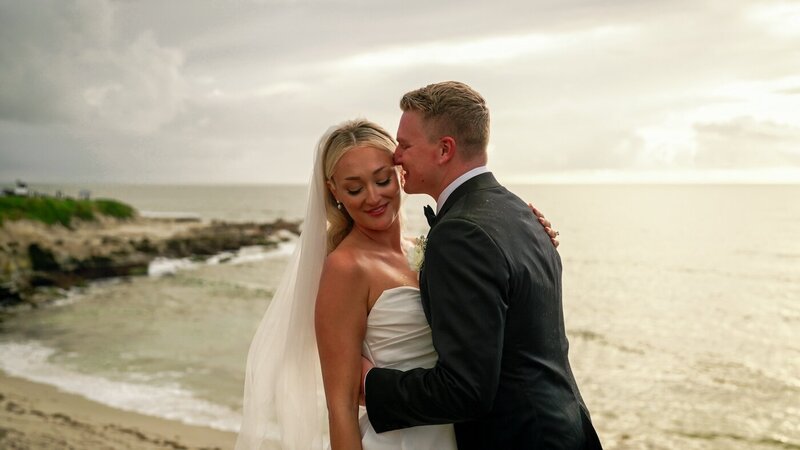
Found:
[436,166,489,213]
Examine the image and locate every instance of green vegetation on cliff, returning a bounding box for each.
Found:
[0,196,136,227]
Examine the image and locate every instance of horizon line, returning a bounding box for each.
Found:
[3,168,800,187]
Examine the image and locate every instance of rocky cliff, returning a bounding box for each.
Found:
[0,217,300,308]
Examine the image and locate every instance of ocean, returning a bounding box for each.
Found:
[1,183,798,449]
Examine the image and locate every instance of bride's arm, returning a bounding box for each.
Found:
[315,250,369,450]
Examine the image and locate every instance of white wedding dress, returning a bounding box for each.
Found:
[358,286,457,450]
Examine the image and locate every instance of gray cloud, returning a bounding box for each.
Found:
[1,0,799,183]
[693,117,800,168]
[0,122,106,181]
[0,0,188,133]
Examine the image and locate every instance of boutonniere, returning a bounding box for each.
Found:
[408,236,427,272]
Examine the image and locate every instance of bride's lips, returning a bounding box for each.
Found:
[366,204,388,217]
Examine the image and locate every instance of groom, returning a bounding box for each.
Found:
[362,81,602,449]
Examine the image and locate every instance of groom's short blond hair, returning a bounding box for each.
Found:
[400,81,490,160]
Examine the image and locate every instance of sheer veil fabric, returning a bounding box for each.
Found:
[235,130,332,449]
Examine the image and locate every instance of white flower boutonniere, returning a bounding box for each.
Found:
[408,236,427,272]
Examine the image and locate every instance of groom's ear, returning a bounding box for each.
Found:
[438,136,456,165]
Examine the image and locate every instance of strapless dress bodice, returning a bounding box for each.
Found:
[358,286,456,450]
[361,286,438,371]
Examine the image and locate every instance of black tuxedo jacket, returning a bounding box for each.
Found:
[365,173,601,449]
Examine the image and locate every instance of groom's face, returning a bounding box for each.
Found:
[394,110,440,197]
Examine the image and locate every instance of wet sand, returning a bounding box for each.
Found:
[0,369,236,449]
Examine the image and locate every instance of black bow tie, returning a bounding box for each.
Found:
[424,205,437,227]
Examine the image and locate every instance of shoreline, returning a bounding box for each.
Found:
[0,368,237,449]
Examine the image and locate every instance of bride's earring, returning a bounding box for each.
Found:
[336,201,343,210]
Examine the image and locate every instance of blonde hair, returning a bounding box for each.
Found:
[321,119,397,252]
[400,81,490,160]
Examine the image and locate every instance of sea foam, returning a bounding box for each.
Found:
[148,241,297,276]
[0,340,241,432]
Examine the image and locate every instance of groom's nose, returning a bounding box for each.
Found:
[393,145,403,164]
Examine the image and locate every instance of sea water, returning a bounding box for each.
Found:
[1,183,798,449]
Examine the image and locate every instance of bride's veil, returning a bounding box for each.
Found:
[235,130,331,449]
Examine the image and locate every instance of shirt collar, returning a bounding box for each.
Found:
[436,166,489,213]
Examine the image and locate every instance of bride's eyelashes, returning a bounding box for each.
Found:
[345,176,393,196]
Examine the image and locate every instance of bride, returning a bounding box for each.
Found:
[235,119,558,450]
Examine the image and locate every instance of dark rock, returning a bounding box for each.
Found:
[0,284,22,308]
[27,244,60,271]
[132,238,158,254]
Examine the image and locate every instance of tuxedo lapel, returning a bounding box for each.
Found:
[435,172,500,223]
[419,172,500,323]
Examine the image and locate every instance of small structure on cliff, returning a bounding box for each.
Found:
[13,180,30,197]
[1,180,32,197]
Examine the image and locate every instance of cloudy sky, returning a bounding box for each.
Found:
[1,0,799,184]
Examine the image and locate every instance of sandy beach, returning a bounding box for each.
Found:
[0,369,236,449]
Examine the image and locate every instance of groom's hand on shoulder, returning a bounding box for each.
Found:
[360,356,374,406]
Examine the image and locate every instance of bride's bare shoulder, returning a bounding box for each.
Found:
[321,244,364,281]
[317,245,369,308]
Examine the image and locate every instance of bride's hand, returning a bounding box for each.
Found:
[359,356,374,406]
[529,203,559,248]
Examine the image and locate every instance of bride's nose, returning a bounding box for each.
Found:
[365,185,381,205]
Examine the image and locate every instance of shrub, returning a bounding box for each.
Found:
[0,196,136,227]
[94,199,135,219]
